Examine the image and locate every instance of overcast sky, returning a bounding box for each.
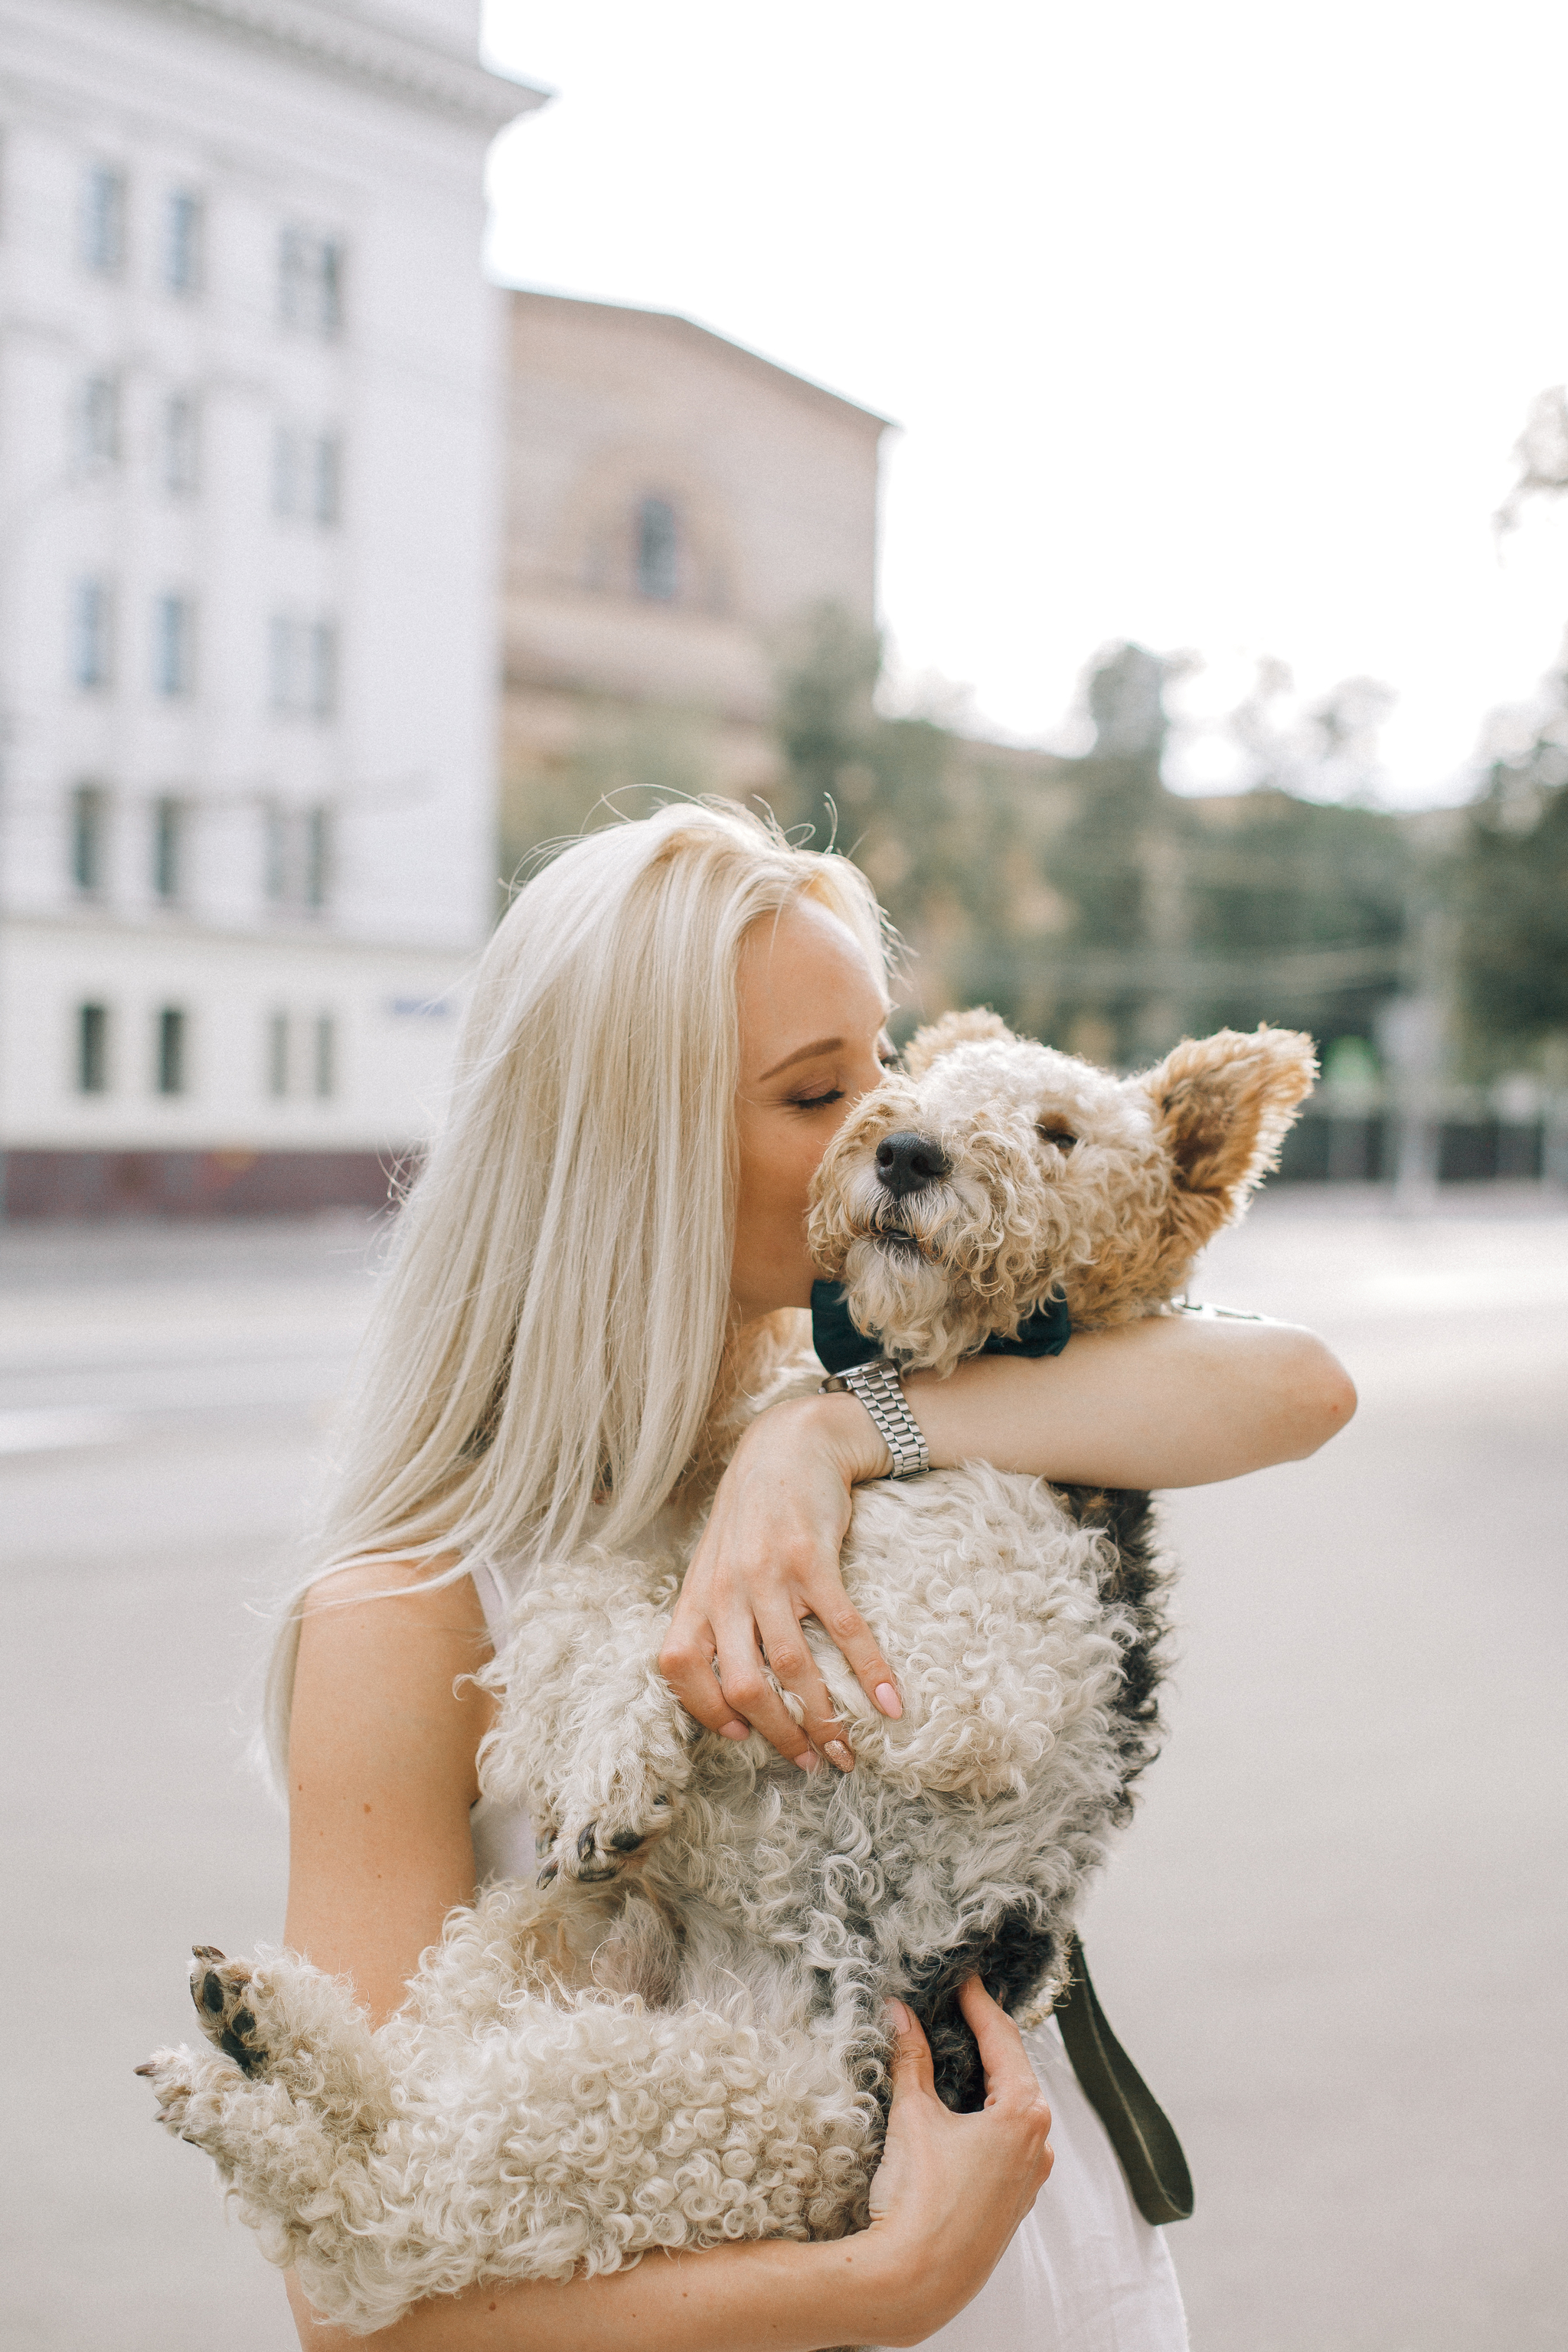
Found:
[481,1,1568,806]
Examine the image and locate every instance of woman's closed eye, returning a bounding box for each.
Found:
[790,1050,897,1112]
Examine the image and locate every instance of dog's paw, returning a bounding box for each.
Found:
[185,1946,270,2078]
[545,1787,679,1884]
[134,2047,199,2135]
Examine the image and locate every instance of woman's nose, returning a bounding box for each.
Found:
[875,1131,952,1198]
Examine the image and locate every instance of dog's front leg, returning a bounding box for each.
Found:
[545,1632,700,1883]
[136,1947,423,2330]
[480,1560,697,1885]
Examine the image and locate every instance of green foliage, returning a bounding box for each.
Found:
[1455,755,1568,1060]
[770,614,1416,1065]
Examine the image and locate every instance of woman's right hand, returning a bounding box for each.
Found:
[861,1978,1054,2347]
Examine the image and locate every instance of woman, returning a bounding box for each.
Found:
[273,801,1354,2349]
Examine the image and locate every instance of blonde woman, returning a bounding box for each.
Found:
[273,801,1354,2351]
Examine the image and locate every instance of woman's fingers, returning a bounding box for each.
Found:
[804,1580,903,1730]
[752,1597,856,1769]
[958,1977,1052,2121]
[655,1618,750,1743]
[802,1579,903,1723]
[884,1998,936,2099]
[709,1614,819,1769]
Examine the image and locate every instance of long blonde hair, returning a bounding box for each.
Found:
[263,799,885,1781]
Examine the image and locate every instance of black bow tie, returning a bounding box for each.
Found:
[810,1280,1071,1375]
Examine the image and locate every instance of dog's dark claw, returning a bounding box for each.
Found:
[577,1822,598,1864]
[191,1945,225,1962]
[133,2061,155,2077]
[537,1860,559,1886]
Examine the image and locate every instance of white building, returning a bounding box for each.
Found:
[0,0,541,1214]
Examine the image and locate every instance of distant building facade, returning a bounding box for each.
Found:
[0,0,541,1216]
[501,290,889,864]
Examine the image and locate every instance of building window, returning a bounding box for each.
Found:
[77,1003,109,1093]
[313,1012,336,1098]
[279,227,344,338]
[163,190,203,296]
[73,578,114,690]
[263,802,334,912]
[273,424,342,525]
[312,434,342,527]
[70,783,109,892]
[152,795,185,900]
[153,594,196,697]
[304,807,332,909]
[635,496,678,601]
[266,1010,289,1096]
[81,164,126,276]
[162,395,200,496]
[78,373,121,469]
[269,613,338,719]
[155,1006,187,1095]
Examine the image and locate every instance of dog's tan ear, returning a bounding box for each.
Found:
[1138,1026,1318,1246]
[903,1007,1015,1079]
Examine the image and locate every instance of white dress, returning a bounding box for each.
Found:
[467,1563,1189,2352]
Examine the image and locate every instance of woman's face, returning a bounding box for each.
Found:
[732,897,893,1321]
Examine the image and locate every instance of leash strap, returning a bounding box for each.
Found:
[1053,1935,1195,2225]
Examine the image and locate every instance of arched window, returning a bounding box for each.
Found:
[635,496,678,602]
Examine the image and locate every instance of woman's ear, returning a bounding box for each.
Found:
[1137,1025,1318,1239]
[904,1007,1015,1080]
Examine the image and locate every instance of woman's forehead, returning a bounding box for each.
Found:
[737,902,889,1049]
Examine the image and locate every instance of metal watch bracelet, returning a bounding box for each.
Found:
[819,1357,930,1478]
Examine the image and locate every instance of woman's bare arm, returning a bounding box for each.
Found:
[902,1312,1356,1490]
[285,1561,495,2023]
[283,1576,1054,2349]
[662,1314,1356,1764]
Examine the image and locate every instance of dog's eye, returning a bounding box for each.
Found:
[1037,1124,1078,1152]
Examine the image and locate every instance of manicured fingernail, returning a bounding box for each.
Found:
[885,1998,910,2031]
[795,1748,820,1772]
[825,1740,854,1771]
[874,1682,903,1720]
[720,1720,750,1740]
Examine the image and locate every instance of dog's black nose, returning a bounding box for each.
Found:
[875,1130,951,1199]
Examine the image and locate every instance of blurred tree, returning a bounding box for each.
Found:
[1494,386,1568,537]
[770,617,1416,1067]
[1452,656,1568,1067]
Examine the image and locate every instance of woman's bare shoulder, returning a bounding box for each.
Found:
[292,1559,495,1786]
[300,1554,492,1629]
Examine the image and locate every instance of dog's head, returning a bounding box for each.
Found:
[807,1010,1317,1377]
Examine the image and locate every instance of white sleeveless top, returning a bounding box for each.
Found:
[466,1562,1189,2352]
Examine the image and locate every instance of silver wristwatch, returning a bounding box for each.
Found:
[820,1357,929,1478]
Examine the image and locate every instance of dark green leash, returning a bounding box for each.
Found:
[1054,1936,1194,2225]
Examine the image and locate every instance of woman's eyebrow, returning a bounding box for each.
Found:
[757,1036,843,1081]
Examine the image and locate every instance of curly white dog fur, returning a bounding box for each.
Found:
[138,1017,1315,2334]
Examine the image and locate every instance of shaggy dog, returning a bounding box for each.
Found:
[138,1015,1314,2334]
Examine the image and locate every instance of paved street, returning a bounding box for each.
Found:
[2,1191,1564,2350]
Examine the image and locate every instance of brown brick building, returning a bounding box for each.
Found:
[500,290,889,865]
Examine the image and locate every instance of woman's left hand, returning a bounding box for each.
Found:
[658,1391,903,1771]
